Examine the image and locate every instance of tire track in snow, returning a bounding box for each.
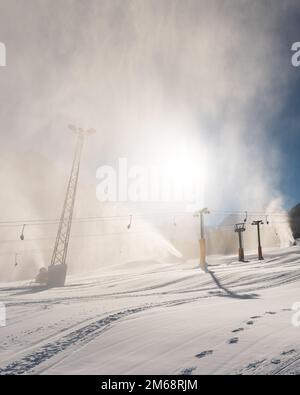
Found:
[0,306,151,375]
[272,353,300,375]
[0,295,211,375]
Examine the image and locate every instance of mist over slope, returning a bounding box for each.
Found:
[0,1,298,281]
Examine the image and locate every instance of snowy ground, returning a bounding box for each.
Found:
[1,246,300,375]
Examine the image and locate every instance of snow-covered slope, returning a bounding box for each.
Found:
[1,246,300,375]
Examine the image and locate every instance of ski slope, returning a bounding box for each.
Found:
[1,246,300,375]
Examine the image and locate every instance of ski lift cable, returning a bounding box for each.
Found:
[0,209,289,229]
[0,219,291,244]
[0,228,166,243]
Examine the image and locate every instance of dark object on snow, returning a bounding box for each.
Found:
[232,328,244,333]
[195,350,213,359]
[35,267,48,284]
[47,264,67,287]
[289,203,300,239]
[227,337,239,344]
[271,359,281,365]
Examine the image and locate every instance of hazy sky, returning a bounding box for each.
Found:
[0,0,300,222]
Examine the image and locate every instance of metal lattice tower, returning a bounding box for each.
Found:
[48,125,95,287]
